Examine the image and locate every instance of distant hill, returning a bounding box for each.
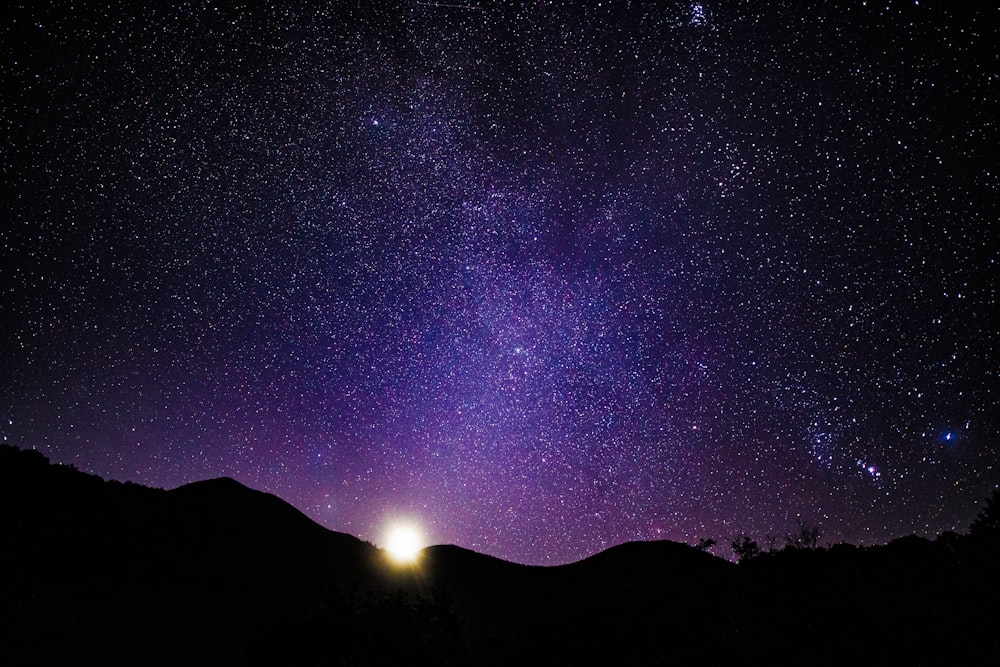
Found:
[1,444,997,665]
[0,445,379,665]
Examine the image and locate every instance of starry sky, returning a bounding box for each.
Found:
[3,1,997,565]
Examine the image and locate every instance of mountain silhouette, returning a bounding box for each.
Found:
[1,444,997,665]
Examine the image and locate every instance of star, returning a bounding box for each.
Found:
[2,0,994,565]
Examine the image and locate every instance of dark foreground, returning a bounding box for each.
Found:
[2,444,997,665]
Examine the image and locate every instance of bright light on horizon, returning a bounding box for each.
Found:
[384,522,425,564]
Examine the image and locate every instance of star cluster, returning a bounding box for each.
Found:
[3,1,997,564]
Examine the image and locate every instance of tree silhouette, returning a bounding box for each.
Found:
[695,537,716,552]
[784,522,821,550]
[970,488,1000,536]
[731,535,760,562]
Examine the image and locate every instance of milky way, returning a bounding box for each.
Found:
[3,1,997,564]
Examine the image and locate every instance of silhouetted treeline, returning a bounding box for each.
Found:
[1,444,997,665]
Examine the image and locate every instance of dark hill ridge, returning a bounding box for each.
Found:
[565,536,734,578]
[1,444,997,665]
[166,475,362,551]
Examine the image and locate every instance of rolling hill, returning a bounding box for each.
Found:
[1,444,996,665]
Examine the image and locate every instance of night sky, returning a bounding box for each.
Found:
[3,1,997,565]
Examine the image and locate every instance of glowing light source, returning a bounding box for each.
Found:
[384,523,424,564]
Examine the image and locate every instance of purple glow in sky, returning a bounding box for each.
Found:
[3,1,997,564]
